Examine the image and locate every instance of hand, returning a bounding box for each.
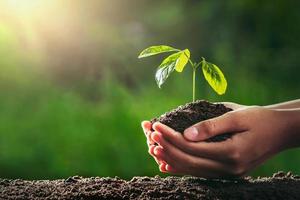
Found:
[141,120,170,172]
[143,105,298,178]
[141,102,247,174]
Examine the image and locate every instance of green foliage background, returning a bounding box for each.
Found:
[0,0,299,180]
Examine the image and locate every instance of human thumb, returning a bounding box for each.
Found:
[183,112,240,142]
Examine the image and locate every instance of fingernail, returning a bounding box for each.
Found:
[166,164,171,171]
[151,132,160,142]
[154,146,161,155]
[152,122,160,130]
[184,127,198,140]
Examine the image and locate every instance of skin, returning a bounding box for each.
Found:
[141,100,300,178]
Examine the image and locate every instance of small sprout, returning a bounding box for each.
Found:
[138,45,227,101]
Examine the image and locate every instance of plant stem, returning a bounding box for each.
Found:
[192,65,196,102]
[188,59,199,102]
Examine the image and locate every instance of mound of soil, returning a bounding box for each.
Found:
[151,100,232,142]
[1,172,300,200]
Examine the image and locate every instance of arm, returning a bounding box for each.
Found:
[275,108,300,147]
[265,99,300,109]
[221,99,300,110]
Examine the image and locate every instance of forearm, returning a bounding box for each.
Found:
[265,99,300,109]
[276,108,300,148]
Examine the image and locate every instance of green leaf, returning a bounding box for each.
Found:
[201,58,227,95]
[155,51,182,88]
[175,49,190,72]
[138,45,178,58]
[155,63,176,88]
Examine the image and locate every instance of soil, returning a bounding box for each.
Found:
[151,100,232,142]
[1,172,300,200]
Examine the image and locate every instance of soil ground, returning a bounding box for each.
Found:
[151,100,232,142]
[1,172,300,200]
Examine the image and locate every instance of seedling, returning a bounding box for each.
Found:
[138,45,227,102]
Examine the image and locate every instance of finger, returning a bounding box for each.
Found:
[148,145,164,165]
[153,122,178,136]
[165,164,177,173]
[160,164,183,175]
[152,133,234,178]
[159,143,236,178]
[142,121,155,145]
[152,122,187,148]
[152,122,188,149]
[159,163,167,172]
[148,145,156,156]
[152,144,184,171]
[184,112,247,141]
[147,131,155,145]
[141,121,152,136]
[154,156,163,165]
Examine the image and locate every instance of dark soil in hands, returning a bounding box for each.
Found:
[151,100,232,142]
[1,172,300,200]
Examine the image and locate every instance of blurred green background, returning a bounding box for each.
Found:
[0,0,299,180]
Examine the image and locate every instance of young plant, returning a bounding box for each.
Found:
[138,45,227,102]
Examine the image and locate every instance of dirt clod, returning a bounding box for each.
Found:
[151,100,232,142]
[1,173,300,200]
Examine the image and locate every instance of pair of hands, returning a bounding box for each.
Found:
[142,103,296,178]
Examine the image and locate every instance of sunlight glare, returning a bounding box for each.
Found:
[6,0,41,11]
